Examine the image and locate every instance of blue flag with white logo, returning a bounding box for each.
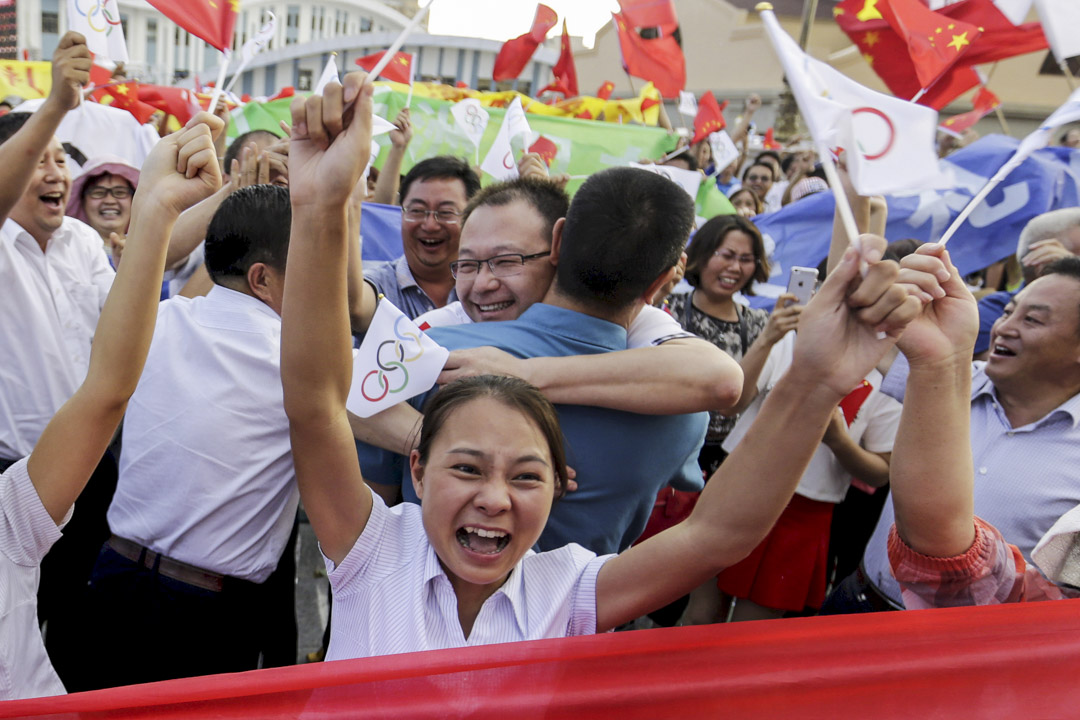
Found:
[749,135,1080,308]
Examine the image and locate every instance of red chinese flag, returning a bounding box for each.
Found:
[942,0,1048,66]
[145,0,236,52]
[691,91,727,144]
[103,81,158,124]
[540,20,579,97]
[493,4,558,82]
[835,0,980,109]
[137,84,201,125]
[596,81,615,100]
[839,380,873,426]
[87,62,112,102]
[528,136,558,166]
[878,0,981,90]
[355,51,414,84]
[938,86,1000,136]
[617,0,678,29]
[763,127,782,151]
[612,12,685,98]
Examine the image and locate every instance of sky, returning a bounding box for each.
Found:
[426,0,620,48]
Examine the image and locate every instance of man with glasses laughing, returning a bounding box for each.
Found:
[361,156,481,320]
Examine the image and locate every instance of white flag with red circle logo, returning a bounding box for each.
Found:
[760,8,944,196]
[347,299,449,419]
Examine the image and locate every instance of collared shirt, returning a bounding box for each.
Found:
[416,302,693,349]
[324,489,612,661]
[0,458,69,699]
[889,517,1076,609]
[0,218,113,460]
[865,362,1080,605]
[364,255,458,321]
[107,286,298,583]
[356,303,708,556]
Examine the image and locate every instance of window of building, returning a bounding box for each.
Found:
[311,7,325,39]
[146,19,157,64]
[41,0,59,55]
[265,65,277,96]
[286,5,300,45]
[476,78,492,92]
[297,68,313,91]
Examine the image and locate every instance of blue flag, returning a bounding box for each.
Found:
[750,135,1080,308]
[359,201,404,263]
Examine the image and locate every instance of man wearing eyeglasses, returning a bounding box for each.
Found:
[355,168,740,557]
[361,156,481,320]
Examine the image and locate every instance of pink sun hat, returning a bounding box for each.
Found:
[66,154,141,226]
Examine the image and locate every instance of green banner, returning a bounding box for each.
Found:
[229,88,733,217]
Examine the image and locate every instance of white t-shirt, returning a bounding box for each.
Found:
[0,458,70,700]
[416,302,692,349]
[0,217,114,460]
[722,333,901,503]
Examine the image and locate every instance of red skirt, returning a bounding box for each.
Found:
[716,493,834,612]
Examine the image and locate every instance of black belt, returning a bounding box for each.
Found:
[854,564,904,612]
[107,535,229,593]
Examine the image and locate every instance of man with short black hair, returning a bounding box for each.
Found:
[361,155,481,319]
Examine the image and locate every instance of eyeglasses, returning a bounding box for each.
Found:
[450,251,551,279]
[713,249,757,265]
[745,174,772,183]
[86,186,132,200]
[402,207,462,225]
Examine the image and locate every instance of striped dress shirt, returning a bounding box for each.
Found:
[0,459,68,699]
[324,491,613,661]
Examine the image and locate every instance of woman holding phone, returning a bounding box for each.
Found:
[663,215,802,475]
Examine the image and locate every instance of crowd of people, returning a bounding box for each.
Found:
[3,32,1080,701]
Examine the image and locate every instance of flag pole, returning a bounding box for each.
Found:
[624,72,637,95]
[207,50,230,115]
[367,1,434,81]
[1061,61,1078,91]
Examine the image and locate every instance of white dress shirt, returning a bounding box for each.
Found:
[325,490,613,661]
[0,217,113,460]
[107,285,298,583]
[0,458,70,700]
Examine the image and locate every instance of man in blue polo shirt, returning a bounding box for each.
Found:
[357,167,708,555]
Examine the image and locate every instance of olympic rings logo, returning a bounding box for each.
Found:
[75,0,122,34]
[360,316,427,402]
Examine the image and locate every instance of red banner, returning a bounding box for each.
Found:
[3,600,1080,718]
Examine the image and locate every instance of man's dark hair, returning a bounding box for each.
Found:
[204,185,291,284]
[223,129,281,173]
[757,149,782,168]
[462,177,569,246]
[743,160,775,183]
[0,112,31,146]
[555,167,693,312]
[399,156,481,205]
[1041,256,1080,336]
